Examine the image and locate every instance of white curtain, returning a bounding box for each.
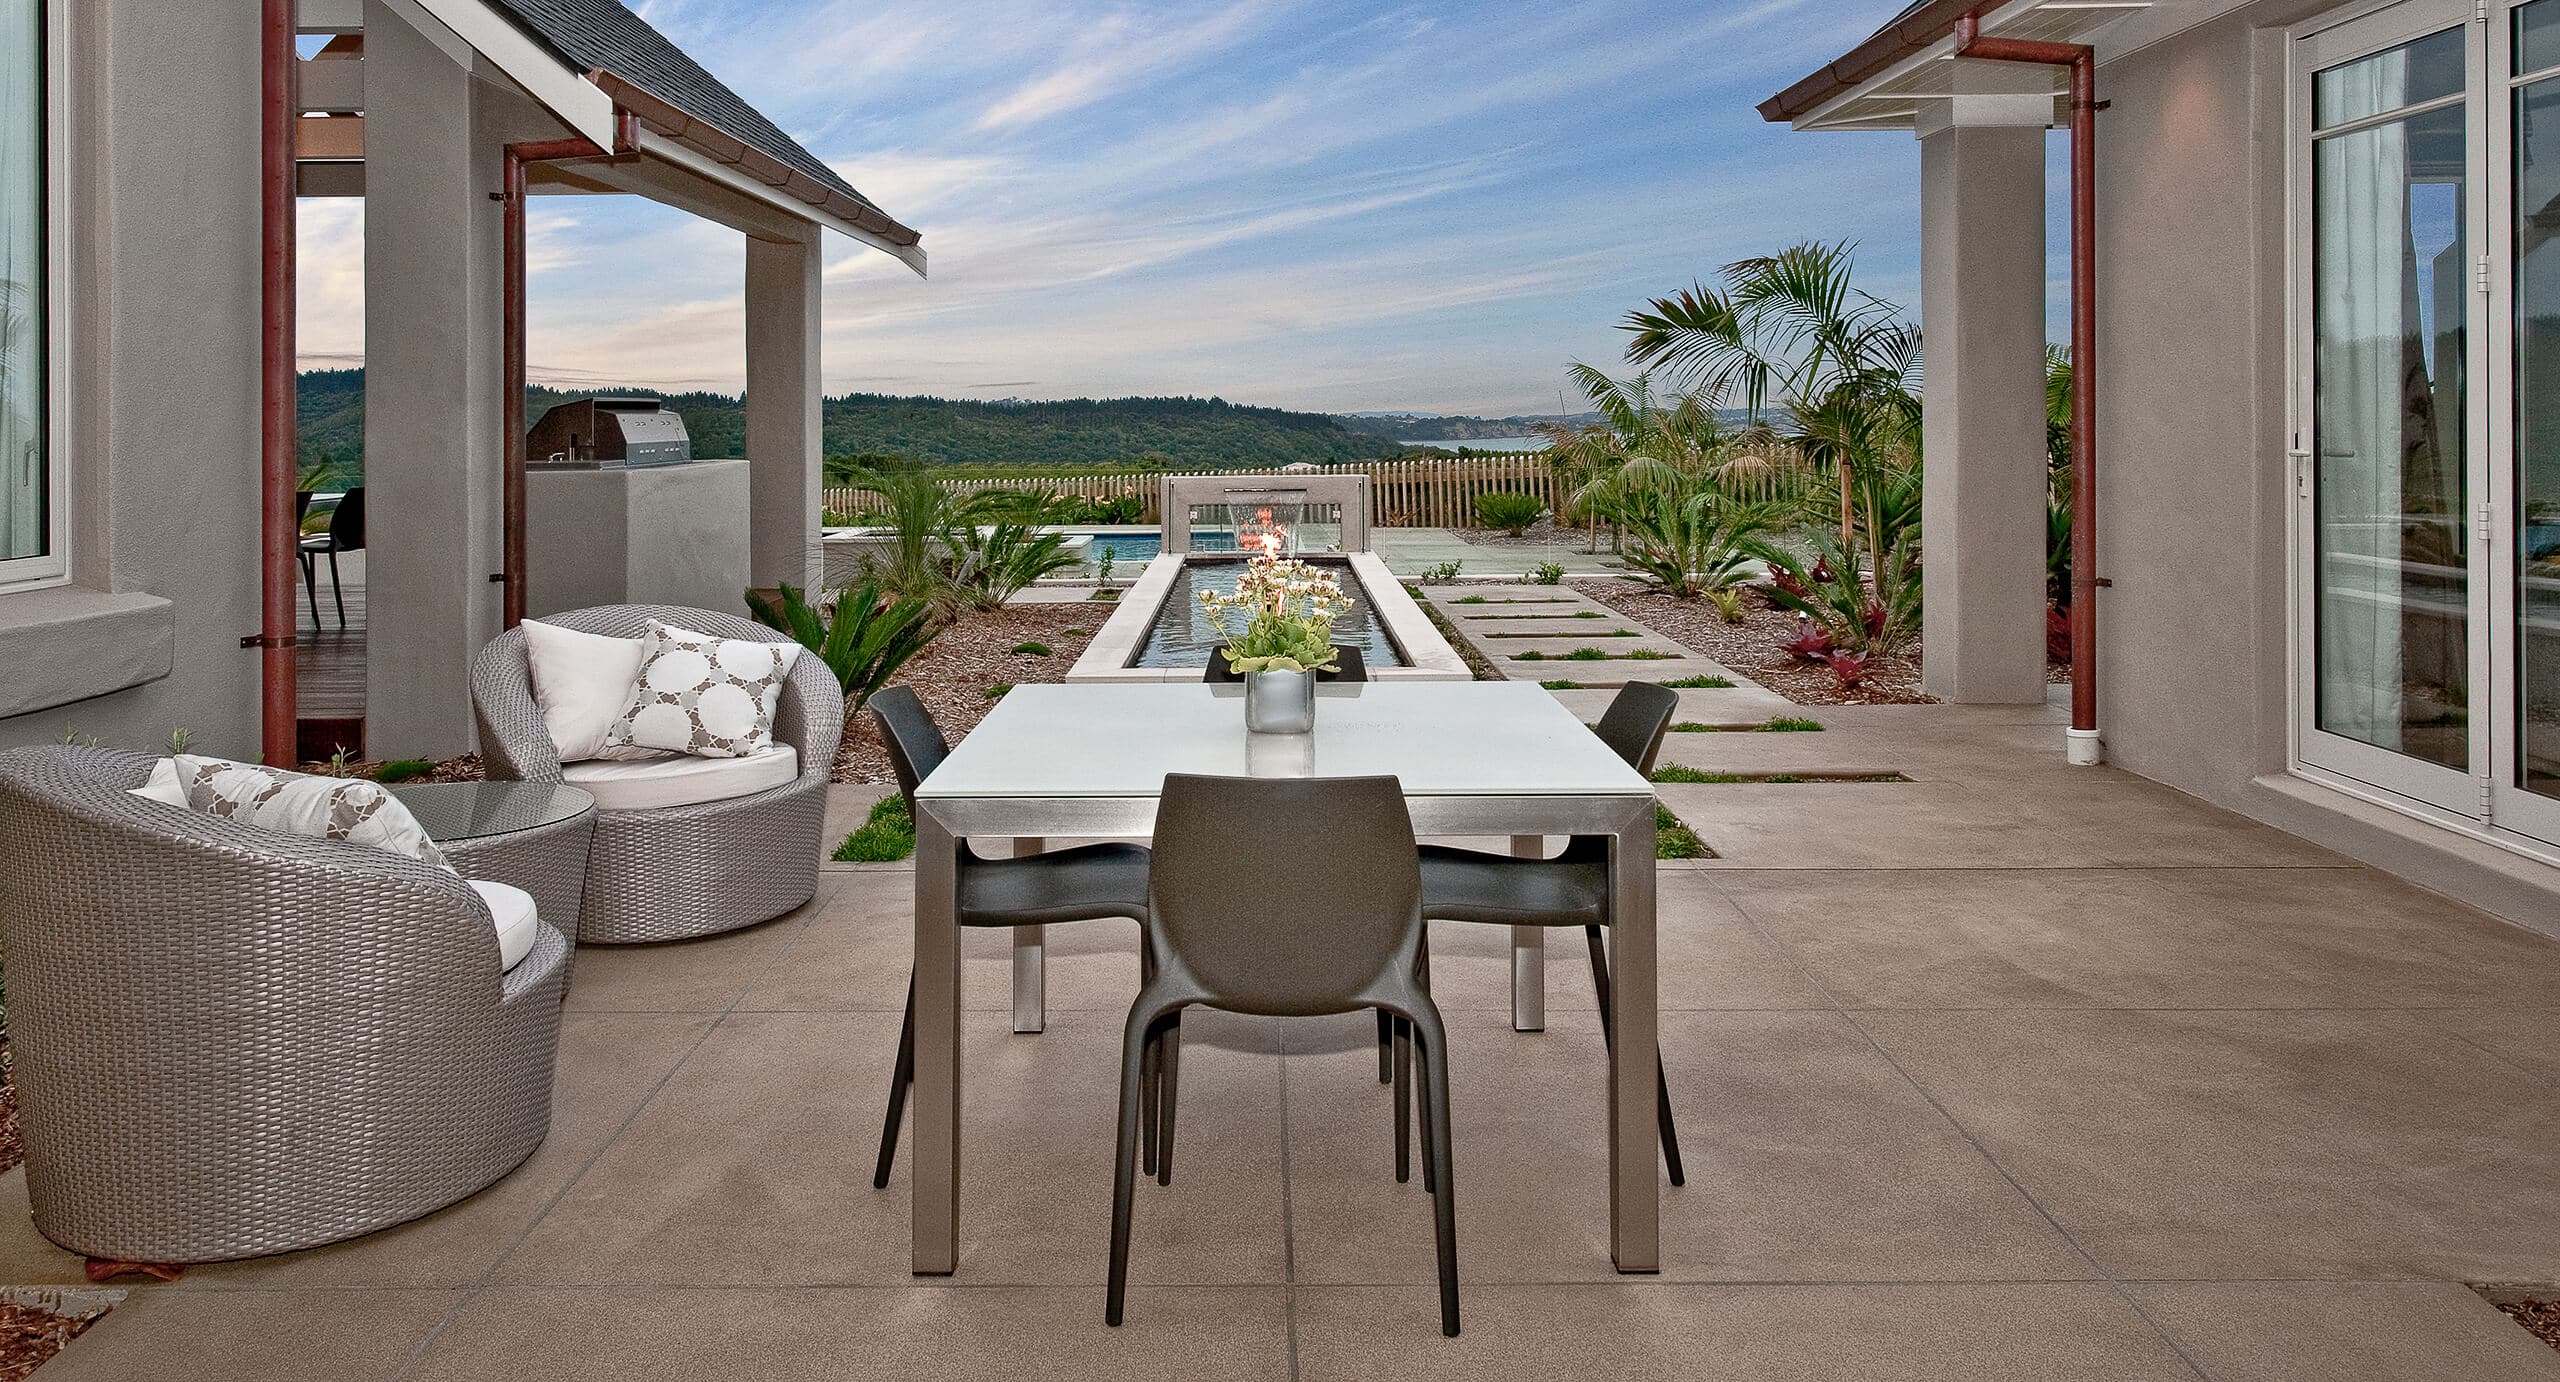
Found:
[0,0,40,563]
[2313,59,2424,751]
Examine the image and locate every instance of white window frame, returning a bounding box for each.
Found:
[0,0,65,592]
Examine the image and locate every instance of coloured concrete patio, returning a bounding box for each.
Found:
[14,693,2560,1380]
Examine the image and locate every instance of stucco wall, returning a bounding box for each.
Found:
[2090,5,2294,801]
[2094,1,2560,925]
[0,0,264,756]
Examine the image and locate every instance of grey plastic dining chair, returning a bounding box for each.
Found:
[1108,773,1460,1337]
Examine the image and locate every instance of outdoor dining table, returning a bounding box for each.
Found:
[907,680,1662,1275]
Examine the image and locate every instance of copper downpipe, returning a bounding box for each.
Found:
[1954,10,2104,754]
[256,0,298,765]
[499,113,639,628]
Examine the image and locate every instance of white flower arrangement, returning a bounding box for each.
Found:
[1199,554,1349,675]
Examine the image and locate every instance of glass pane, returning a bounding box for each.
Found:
[2523,0,2560,77]
[2517,75,2560,797]
[0,0,39,564]
[2317,26,2465,129]
[2312,97,2471,771]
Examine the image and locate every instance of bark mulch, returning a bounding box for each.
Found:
[291,755,484,783]
[1460,516,1611,551]
[0,1038,16,1178]
[2495,1297,2560,1352]
[0,1300,96,1381]
[1580,579,1933,706]
[834,600,1115,783]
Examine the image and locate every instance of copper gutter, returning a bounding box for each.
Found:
[1760,0,1985,125]
[254,0,298,765]
[1952,9,2105,758]
[583,71,922,249]
[498,112,639,629]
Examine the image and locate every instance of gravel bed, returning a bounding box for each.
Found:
[834,601,1113,783]
[1580,579,1933,706]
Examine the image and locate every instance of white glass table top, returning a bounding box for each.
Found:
[919,682,1652,799]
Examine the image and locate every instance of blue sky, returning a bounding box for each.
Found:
[303,0,2017,417]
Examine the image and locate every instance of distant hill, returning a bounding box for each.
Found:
[1334,411,1599,443]
[296,371,1409,475]
[1332,407,1761,443]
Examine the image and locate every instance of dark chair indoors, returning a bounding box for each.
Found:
[299,485,366,629]
[1404,680,1688,1185]
[1202,644,1367,683]
[1110,773,1459,1337]
[866,686,1157,1188]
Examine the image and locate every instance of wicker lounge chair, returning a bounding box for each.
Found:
[0,745,570,1264]
[471,604,842,944]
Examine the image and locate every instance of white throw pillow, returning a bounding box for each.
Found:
[600,621,801,760]
[520,619,651,761]
[172,755,452,871]
[128,758,190,808]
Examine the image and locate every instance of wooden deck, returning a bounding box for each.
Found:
[295,568,366,762]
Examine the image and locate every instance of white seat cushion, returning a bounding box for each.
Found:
[468,880,541,971]
[561,744,799,811]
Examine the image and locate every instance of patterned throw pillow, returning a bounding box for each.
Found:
[600,621,802,760]
[173,755,452,870]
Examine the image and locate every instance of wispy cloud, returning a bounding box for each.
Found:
[973,2,1271,131]
[301,0,1956,414]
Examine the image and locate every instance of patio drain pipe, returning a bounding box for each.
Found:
[253,0,299,767]
[1954,8,2107,766]
[498,112,639,629]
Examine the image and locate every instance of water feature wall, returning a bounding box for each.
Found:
[1068,474,1469,683]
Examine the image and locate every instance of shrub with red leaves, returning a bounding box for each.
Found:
[2047,605,2073,663]
[1769,566,1811,601]
[1824,651,1874,689]
[1781,618,1835,664]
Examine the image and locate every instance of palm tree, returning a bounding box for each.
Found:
[1619,241,1921,549]
[1535,364,1784,551]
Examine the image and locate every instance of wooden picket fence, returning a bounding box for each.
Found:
[822,453,1573,529]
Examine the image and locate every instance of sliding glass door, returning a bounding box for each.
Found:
[2297,0,2560,845]
[2297,1,2487,816]
[2498,0,2560,840]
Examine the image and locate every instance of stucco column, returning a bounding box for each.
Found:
[360,0,502,758]
[1918,88,2052,704]
[745,228,823,592]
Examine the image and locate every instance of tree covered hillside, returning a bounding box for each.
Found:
[296,372,1405,474]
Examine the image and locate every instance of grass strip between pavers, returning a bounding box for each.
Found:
[834,795,916,862]
[1656,804,1709,859]
[1651,767,1910,785]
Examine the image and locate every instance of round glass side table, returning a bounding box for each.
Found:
[391,781,596,947]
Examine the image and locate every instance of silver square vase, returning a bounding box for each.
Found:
[1243,669,1317,735]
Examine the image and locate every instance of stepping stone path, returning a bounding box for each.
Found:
[1417,583,1797,727]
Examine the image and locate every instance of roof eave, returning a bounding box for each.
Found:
[1758,0,1993,126]
[585,68,926,272]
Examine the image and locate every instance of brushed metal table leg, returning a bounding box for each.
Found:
[1511,834,1545,1032]
[1606,799,1659,1273]
[1011,838,1046,1035]
[912,806,962,1275]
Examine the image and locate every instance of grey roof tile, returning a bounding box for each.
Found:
[481,0,899,227]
